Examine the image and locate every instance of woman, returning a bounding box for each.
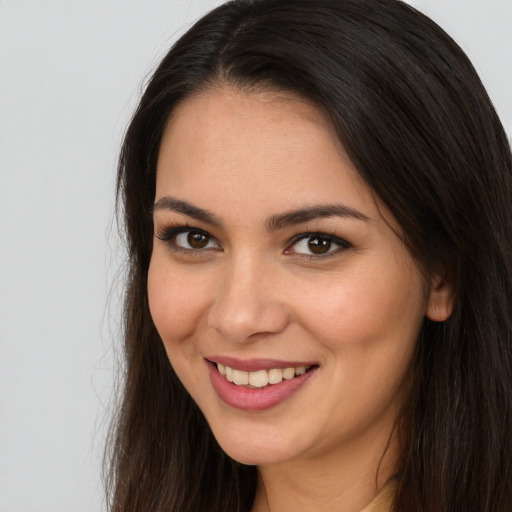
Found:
[106,0,512,510]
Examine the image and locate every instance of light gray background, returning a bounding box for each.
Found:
[0,1,510,511]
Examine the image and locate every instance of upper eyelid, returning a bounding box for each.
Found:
[288,231,350,246]
[155,223,207,237]
[155,225,217,242]
[155,217,213,234]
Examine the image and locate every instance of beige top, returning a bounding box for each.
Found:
[360,479,397,512]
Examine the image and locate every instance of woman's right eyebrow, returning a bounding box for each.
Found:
[152,196,223,227]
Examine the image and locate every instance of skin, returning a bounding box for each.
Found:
[148,87,453,512]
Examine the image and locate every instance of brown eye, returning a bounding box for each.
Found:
[308,237,331,254]
[165,229,219,251]
[287,233,350,257]
[187,231,209,249]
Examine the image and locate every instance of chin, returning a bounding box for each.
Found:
[207,420,306,466]
[218,443,290,466]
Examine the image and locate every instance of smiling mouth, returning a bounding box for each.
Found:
[215,363,315,389]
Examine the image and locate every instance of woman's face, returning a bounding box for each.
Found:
[148,87,447,468]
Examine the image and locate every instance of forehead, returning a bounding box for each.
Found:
[159,87,343,171]
[155,87,375,211]
[165,86,334,140]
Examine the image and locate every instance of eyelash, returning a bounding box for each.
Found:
[286,232,351,258]
[155,225,218,253]
[155,224,351,259]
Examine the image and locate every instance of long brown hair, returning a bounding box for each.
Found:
[106,1,512,510]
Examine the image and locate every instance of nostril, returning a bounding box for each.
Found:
[207,298,289,343]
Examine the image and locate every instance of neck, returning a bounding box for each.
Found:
[251,425,399,512]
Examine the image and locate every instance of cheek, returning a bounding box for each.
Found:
[294,265,424,436]
[296,261,427,353]
[147,257,210,348]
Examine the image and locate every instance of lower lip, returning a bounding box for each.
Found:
[207,362,317,411]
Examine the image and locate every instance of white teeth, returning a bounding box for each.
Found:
[282,367,295,380]
[249,370,269,388]
[295,366,306,376]
[267,368,283,384]
[233,369,249,385]
[216,363,310,388]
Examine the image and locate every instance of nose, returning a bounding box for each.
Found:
[207,254,289,343]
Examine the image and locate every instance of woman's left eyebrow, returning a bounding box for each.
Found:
[266,205,370,232]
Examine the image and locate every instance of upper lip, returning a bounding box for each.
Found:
[205,356,317,372]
